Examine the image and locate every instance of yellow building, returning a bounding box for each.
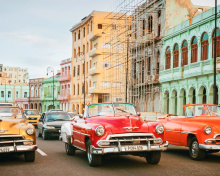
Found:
[70,11,129,114]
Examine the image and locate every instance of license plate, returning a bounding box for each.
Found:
[0,147,10,153]
[124,145,144,151]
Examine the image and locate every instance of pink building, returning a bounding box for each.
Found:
[58,58,71,111]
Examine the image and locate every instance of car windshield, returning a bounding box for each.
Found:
[88,103,136,117]
[185,105,220,117]
[45,113,71,121]
[0,107,23,118]
[24,110,39,115]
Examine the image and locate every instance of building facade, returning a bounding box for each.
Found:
[130,0,210,113]
[29,78,44,112]
[58,58,71,111]
[160,5,220,115]
[41,76,60,112]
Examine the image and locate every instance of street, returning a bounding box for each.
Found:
[0,131,220,176]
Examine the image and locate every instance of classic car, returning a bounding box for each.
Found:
[24,109,41,126]
[0,106,37,162]
[157,104,220,160]
[60,103,168,167]
[37,111,72,140]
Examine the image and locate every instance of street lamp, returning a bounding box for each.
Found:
[77,52,86,112]
[47,66,55,109]
[214,0,218,104]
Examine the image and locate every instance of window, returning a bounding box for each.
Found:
[98,24,102,29]
[1,91,4,98]
[101,62,111,68]
[143,19,146,36]
[73,67,76,77]
[86,62,88,74]
[68,66,70,75]
[16,91,18,98]
[158,10,161,18]
[90,60,92,69]
[24,92,27,98]
[191,36,198,63]
[78,47,80,55]
[74,49,76,58]
[77,84,79,95]
[91,21,93,31]
[165,47,171,69]
[83,45,85,54]
[101,82,110,87]
[87,24,89,34]
[158,24,161,36]
[77,65,80,76]
[78,30,80,40]
[31,86,34,97]
[87,42,89,53]
[82,83,85,94]
[82,63,85,74]
[112,24,116,30]
[113,63,123,68]
[201,32,209,60]
[73,84,75,95]
[74,32,77,41]
[148,16,153,33]
[65,67,67,76]
[83,27,86,37]
[113,82,123,87]
[173,44,179,68]
[35,86,38,97]
[8,91,11,98]
[212,28,220,57]
[181,40,188,66]
[147,57,151,75]
[112,97,123,102]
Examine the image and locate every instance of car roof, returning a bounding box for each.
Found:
[45,111,69,115]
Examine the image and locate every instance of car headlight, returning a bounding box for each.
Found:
[95,126,105,136]
[204,126,212,135]
[44,125,55,129]
[155,124,164,134]
[26,127,35,135]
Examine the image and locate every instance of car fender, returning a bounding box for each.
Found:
[61,122,72,143]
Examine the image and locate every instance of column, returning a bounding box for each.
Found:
[198,41,201,62]
[171,51,174,69]
[208,38,212,60]
[179,48,182,67]
[188,45,191,64]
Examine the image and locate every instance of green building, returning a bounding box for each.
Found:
[160,6,220,115]
[41,76,60,112]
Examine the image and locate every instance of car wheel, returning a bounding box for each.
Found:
[65,143,75,156]
[146,151,161,164]
[24,151,35,162]
[37,129,42,137]
[42,129,48,140]
[86,139,102,167]
[189,137,206,160]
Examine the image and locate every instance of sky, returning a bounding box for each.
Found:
[0,0,219,79]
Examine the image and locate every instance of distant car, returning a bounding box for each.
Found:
[157,104,220,160]
[0,103,13,106]
[0,106,37,162]
[24,109,41,126]
[49,109,63,112]
[37,111,72,140]
[68,112,77,118]
[60,103,168,167]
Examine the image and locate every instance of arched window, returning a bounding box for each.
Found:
[148,16,153,33]
[173,44,179,68]
[31,86,34,97]
[165,47,171,69]
[201,32,209,60]
[212,28,220,57]
[35,86,38,97]
[181,40,188,66]
[39,86,42,97]
[191,36,198,63]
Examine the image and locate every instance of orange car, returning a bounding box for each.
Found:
[157,104,220,160]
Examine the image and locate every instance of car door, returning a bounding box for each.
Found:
[38,113,45,134]
[164,117,183,145]
[72,118,86,148]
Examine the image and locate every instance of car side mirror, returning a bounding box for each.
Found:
[137,112,141,116]
[79,114,83,119]
[39,118,43,122]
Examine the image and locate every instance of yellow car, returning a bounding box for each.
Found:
[0,106,37,162]
[24,109,41,126]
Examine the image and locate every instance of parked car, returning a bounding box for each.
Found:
[24,109,41,126]
[0,106,37,162]
[157,104,220,160]
[49,109,63,112]
[37,111,72,140]
[0,103,13,106]
[60,103,168,167]
[68,112,77,118]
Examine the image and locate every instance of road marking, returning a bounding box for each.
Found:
[37,148,47,156]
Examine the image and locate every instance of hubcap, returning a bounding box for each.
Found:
[87,145,92,163]
[191,141,199,157]
[65,143,69,153]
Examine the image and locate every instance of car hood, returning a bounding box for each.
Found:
[0,117,26,135]
[45,120,70,127]
[28,115,40,118]
[86,115,148,134]
[186,116,220,128]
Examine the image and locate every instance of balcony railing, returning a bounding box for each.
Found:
[88,48,102,57]
[57,94,70,101]
[88,86,108,94]
[88,67,101,76]
[58,75,71,82]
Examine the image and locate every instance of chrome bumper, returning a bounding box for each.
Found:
[91,141,168,155]
[199,144,220,150]
[0,145,38,153]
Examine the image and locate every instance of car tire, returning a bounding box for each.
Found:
[189,137,206,160]
[65,143,76,156]
[37,129,42,137]
[86,139,102,167]
[146,151,161,164]
[24,151,35,162]
[42,129,48,140]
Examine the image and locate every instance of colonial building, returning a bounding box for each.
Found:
[160,5,220,115]
[130,0,210,113]
[41,76,60,112]
[58,58,71,111]
[29,78,44,112]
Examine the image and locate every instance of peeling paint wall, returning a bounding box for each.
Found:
[165,0,210,31]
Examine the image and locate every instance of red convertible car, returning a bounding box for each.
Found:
[60,103,168,166]
[157,104,220,160]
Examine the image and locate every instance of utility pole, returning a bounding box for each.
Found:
[214,0,217,104]
[125,38,129,103]
[47,66,55,109]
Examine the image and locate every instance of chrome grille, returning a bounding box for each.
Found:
[0,135,27,147]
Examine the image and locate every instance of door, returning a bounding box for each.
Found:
[38,113,45,134]
[72,118,86,149]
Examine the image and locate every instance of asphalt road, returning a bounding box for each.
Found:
[1,131,220,176]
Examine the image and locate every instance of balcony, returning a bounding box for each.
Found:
[57,94,70,101]
[88,67,101,76]
[88,48,102,57]
[58,75,71,82]
[88,86,108,94]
